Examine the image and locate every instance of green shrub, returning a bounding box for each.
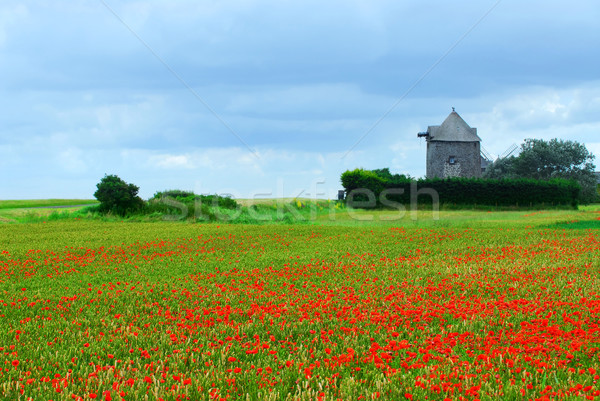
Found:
[147,190,239,220]
[151,190,238,210]
[94,174,144,216]
[153,190,196,199]
[340,168,387,204]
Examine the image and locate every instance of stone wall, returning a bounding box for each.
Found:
[426,141,481,179]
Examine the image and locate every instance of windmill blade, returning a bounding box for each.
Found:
[500,143,519,159]
[480,146,495,162]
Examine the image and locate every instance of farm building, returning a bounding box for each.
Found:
[418,109,488,179]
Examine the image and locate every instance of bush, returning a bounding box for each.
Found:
[340,169,387,203]
[147,190,239,220]
[151,190,238,210]
[93,174,144,216]
[152,190,196,199]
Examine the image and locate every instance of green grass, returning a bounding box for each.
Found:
[0,204,98,224]
[547,219,600,229]
[0,199,98,209]
[309,202,600,229]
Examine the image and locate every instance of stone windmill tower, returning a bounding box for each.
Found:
[417,109,483,179]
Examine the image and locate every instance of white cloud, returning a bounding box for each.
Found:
[151,154,192,169]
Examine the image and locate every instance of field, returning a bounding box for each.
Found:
[0,199,99,210]
[1,207,600,400]
[0,200,99,224]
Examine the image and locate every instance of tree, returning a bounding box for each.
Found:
[485,138,598,203]
[482,156,516,180]
[93,174,144,215]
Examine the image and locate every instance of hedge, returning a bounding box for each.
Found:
[341,168,580,208]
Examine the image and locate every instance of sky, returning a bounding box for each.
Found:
[1,0,599,200]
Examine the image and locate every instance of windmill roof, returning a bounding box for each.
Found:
[427,111,481,142]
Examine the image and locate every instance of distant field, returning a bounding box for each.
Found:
[224,198,600,229]
[313,204,600,229]
[0,199,98,209]
[0,200,99,223]
[235,197,315,206]
[0,198,599,228]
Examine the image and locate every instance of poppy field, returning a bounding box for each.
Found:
[1,220,599,400]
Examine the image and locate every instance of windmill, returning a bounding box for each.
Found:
[480,143,520,174]
[499,143,520,160]
[480,143,520,163]
[480,146,495,163]
[480,146,494,173]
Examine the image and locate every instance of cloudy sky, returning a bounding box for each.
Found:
[1,1,599,200]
